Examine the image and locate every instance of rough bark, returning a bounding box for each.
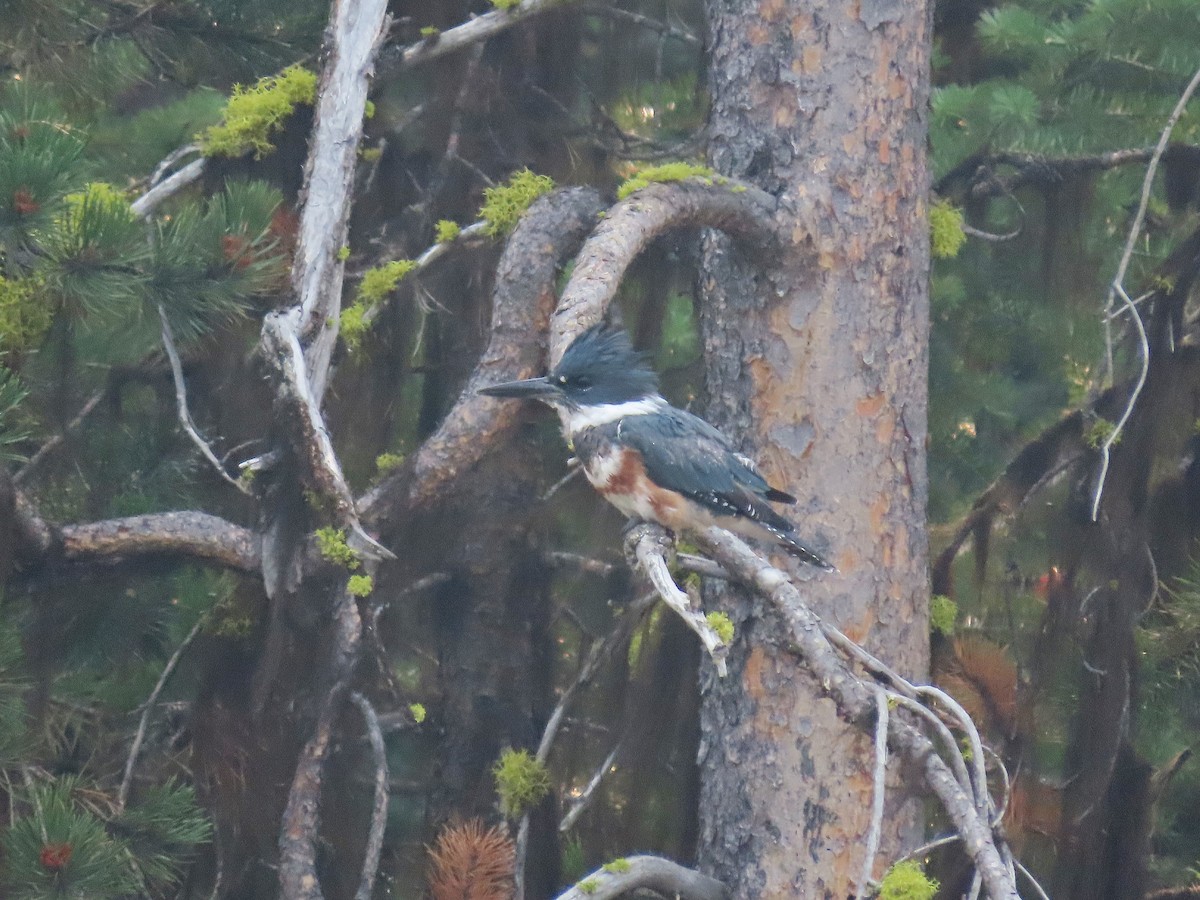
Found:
[698,1,932,897]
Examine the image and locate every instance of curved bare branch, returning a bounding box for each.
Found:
[550,178,781,363]
[554,855,728,900]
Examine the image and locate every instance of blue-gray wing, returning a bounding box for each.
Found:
[616,407,796,525]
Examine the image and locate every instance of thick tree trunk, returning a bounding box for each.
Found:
[697,1,932,897]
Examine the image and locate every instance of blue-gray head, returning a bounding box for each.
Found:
[479,324,659,409]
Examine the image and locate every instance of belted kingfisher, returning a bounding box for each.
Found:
[479,324,834,570]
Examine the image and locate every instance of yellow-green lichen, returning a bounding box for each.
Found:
[347,574,374,597]
[198,66,318,159]
[375,452,405,474]
[602,858,631,874]
[929,594,957,637]
[0,274,51,355]
[359,146,382,162]
[364,100,376,119]
[493,748,551,819]
[337,246,351,261]
[490,0,523,9]
[878,860,939,900]
[479,169,555,237]
[930,199,967,259]
[315,526,361,570]
[357,259,418,306]
[420,26,441,38]
[706,611,735,644]
[577,879,599,895]
[1086,417,1120,449]
[617,162,713,200]
[435,219,461,243]
[409,702,427,723]
[340,303,369,353]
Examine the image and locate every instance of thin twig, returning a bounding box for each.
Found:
[887,691,975,800]
[917,684,991,819]
[541,462,582,501]
[118,617,205,811]
[149,143,202,187]
[159,306,251,495]
[357,221,489,329]
[558,743,621,833]
[1093,62,1200,510]
[1089,283,1150,521]
[14,389,104,485]
[579,3,702,45]
[1015,859,1052,900]
[857,686,889,897]
[537,591,654,763]
[349,693,389,900]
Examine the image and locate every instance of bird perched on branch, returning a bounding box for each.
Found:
[479,324,834,570]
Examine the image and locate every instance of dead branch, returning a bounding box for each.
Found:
[26,511,262,572]
[359,187,605,522]
[857,686,889,896]
[554,855,727,900]
[130,157,206,218]
[357,221,490,331]
[693,526,1020,899]
[349,692,388,900]
[1091,62,1200,517]
[579,3,702,46]
[936,147,1157,203]
[381,0,571,74]
[278,587,363,900]
[558,743,620,834]
[291,0,391,394]
[549,178,781,363]
[258,0,392,563]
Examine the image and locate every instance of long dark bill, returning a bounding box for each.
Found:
[477,376,563,400]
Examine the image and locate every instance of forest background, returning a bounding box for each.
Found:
[2,0,1200,898]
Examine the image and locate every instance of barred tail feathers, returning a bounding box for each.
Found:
[763,522,836,571]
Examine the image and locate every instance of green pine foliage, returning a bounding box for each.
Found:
[0,367,30,463]
[4,777,140,899]
[0,89,87,245]
[928,0,1200,518]
[150,180,286,342]
[43,183,149,320]
[114,780,212,890]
